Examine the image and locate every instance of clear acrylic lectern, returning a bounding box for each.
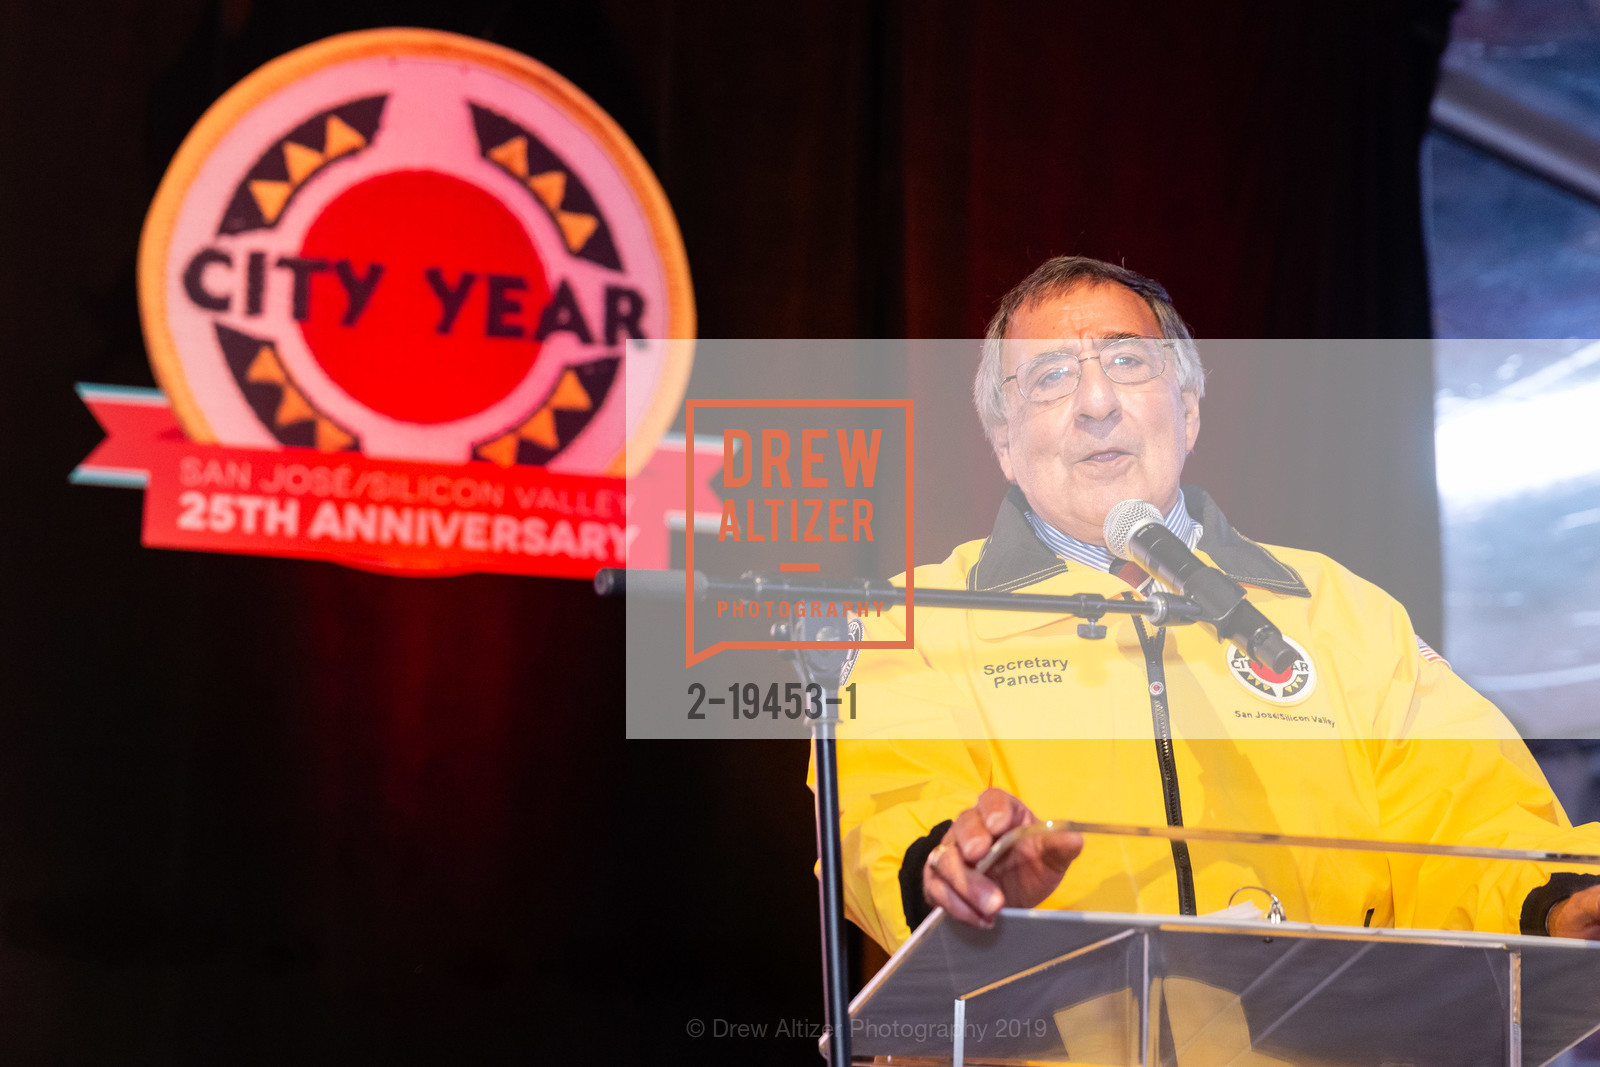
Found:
[843,827,1600,1066]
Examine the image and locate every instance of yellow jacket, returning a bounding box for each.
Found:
[829,487,1600,952]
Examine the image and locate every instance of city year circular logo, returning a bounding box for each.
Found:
[139,28,693,475]
[1225,636,1317,705]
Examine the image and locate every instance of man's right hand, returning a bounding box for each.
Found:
[923,788,1083,928]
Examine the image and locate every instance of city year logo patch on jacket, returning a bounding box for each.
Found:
[1225,636,1317,705]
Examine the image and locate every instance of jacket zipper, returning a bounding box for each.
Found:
[1133,614,1196,915]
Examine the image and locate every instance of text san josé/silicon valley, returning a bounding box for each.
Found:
[173,455,630,563]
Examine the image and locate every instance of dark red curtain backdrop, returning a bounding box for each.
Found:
[0,1,1451,1061]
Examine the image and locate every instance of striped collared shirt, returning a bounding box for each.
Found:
[1025,497,1202,575]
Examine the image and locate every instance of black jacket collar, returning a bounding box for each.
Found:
[967,484,1311,597]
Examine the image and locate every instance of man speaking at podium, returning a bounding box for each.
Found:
[828,256,1600,953]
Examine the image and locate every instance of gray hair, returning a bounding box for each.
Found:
[974,256,1205,445]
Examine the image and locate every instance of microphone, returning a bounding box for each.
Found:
[1103,500,1300,674]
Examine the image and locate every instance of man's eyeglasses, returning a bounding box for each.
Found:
[1002,338,1177,403]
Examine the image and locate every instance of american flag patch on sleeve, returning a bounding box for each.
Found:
[1416,636,1449,669]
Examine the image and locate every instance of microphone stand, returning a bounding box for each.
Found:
[593,568,1208,632]
[776,614,853,1067]
[593,567,1208,1066]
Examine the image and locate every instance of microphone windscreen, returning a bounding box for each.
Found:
[1103,499,1163,559]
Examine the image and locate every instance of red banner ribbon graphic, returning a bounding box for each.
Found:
[74,385,719,579]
